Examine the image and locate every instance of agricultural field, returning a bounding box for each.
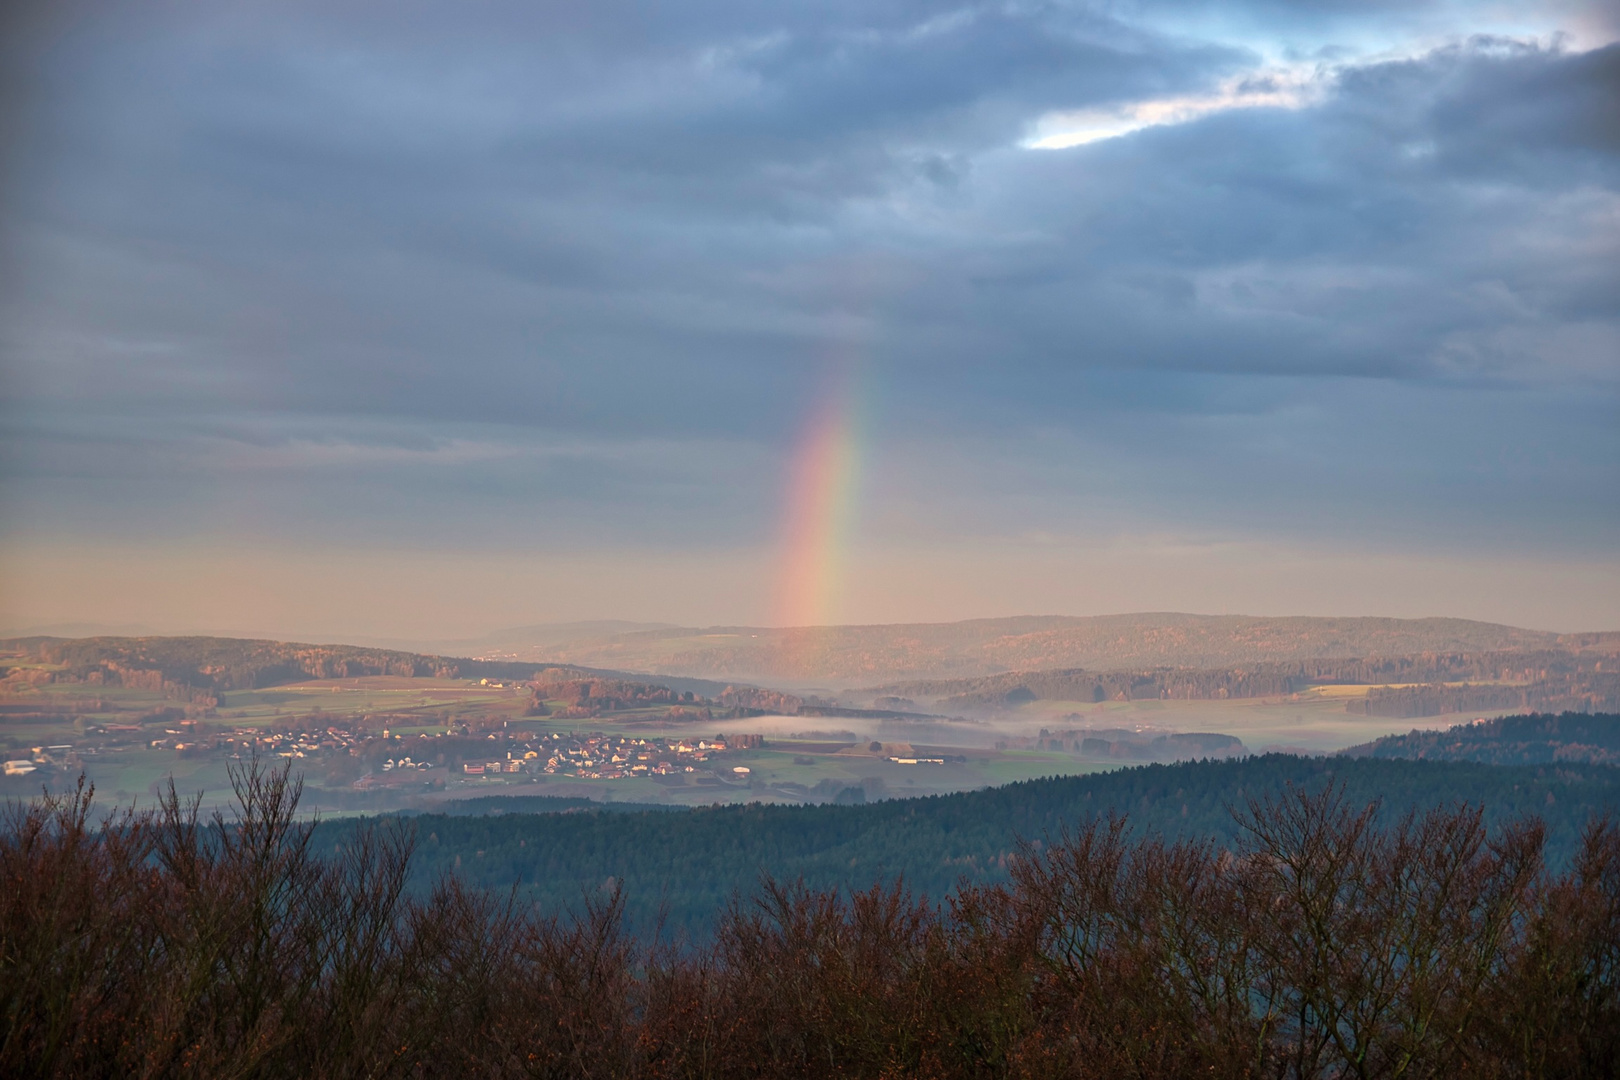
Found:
[2,681,1501,814]
[0,667,1116,811]
[0,637,1541,814]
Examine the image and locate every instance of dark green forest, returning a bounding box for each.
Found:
[329,754,1620,933]
[1346,711,1620,765]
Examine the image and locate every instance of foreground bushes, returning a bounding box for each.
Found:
[2,764,1617,1078]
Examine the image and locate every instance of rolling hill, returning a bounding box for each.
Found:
[503,613,1590,684]
[0,635,746,700]
[1344,711,1620,765]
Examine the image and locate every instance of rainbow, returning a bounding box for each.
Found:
[773,365,863,631]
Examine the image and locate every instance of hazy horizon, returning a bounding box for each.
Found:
[3,604,1613,654]
[3,0,1617,635]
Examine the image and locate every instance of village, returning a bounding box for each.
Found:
[381,731,763,783]
[1,705,777,795]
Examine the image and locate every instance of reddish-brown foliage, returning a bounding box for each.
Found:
[2,765,1616,1078]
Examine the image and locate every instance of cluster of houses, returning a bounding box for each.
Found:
[383,731,757,783]
[3,721,370,781]
[545,734,733,779]
[125,721,370,760]
[3,715,767,791]
[230,726,367,759]
[519,732,736,780]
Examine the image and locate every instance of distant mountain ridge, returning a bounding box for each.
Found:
[512,613,1587,684]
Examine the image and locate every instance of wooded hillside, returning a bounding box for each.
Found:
[0,636,741,701]
[351,754,1620,933]
[1345,711,1620,766]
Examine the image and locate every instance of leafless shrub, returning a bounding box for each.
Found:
[2,771,1617,1078]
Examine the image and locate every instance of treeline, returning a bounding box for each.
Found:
[1346,712,1620,766]
[356,755,1620,933]
[6,764,1618,1078]
[7,636,454,692]
[527,676,800,720]
[714,685,803,713]
[867,649,1620,712]
[1350,678,1620,718]
[928,669,1296,708]
[1031,728,1244,759]
[531,676,693,717]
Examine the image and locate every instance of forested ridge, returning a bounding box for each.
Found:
[1346,711,1620,765]
[0,636,740,699]
[339,754,1620,933]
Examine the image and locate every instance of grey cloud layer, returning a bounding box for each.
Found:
[1,1,1616,559]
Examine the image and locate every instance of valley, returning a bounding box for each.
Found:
[5,616,1616,812]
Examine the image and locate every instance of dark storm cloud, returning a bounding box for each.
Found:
[1,1,1616,559]
[1,1,1246,421]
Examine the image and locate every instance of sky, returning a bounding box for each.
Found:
[0,0,1617,640]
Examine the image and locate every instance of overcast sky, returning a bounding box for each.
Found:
[1,0,1616,639]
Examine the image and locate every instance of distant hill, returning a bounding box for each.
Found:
[0,621,161,638]
[7,627,1616,718]
[512,614,1583,684]
[0,635,745,700]
[1344,711,1620,766]
[370,621,680,660]
[333,755,1620,934]
[8,618,1614,708]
